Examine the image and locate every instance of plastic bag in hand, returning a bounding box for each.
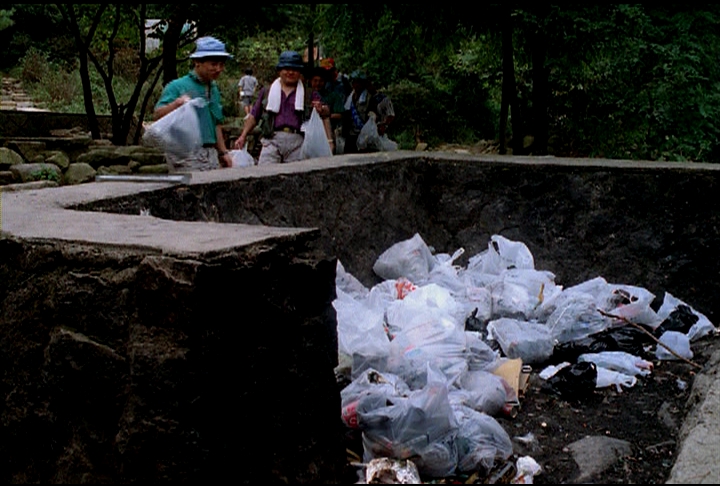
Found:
[229,146,256,167]
[357,112,384,152]
[299,109,332,159]
[143,97,205,158]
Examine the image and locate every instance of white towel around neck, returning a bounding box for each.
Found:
[266,78,305,113]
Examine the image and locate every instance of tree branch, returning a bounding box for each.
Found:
[597,309,702,370]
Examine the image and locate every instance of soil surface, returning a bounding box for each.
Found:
[341,331,720,484]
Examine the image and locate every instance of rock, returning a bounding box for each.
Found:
[0,170,17,185]
[49,127,91,137]
[7,140,47,161]
[415,143,428,151]
[568,435,633,482]
[97,164,133,176]
[0,147,24,170]
[45,151,71,171]
[138,164,169,174]
[64,162,97,185]
[76,146,165,169]
[10,162,62,183]
[77,148,132,169]
[116,146,166,166]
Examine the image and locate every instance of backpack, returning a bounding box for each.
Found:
[257,83,314,139]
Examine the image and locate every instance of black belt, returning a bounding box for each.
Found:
[202,143,216,148]
[274,126,300,134]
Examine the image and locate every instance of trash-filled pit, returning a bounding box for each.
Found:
[335,232,718,483]
[5,153,720,484]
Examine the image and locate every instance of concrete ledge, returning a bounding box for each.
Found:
[2,151,720,483]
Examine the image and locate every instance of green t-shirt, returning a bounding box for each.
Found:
[156,71,225,145]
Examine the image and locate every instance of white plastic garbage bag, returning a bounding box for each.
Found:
[229,147,255,167]
[357,112,384,152]
[381,134,399,151]
[467,235,535,276]
[373,233,436,283]
[451,403,513,475]
[333,288,390,376]
[578,351,653,377]
[300,109,332,159]
[595,366,637,392]
[488,268,561,321]
[486,318,555,365]
[386,304,469,388]
[143,97,205,158]
[656,331,694,361]
[656,292,717,341]
[360,365,460,478]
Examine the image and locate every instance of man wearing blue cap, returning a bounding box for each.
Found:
[154,36,233,172]
[234,50,328,164]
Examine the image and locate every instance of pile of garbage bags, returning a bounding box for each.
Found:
[334,233,717,482]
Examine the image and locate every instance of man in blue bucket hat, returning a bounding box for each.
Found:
[234,50,330,164]
[154,36,234,173]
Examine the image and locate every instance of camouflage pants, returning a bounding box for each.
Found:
[165,147,220,173]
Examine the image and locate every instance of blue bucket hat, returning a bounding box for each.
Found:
[350,70,368,81]
[276,51,305,70]
[190,36,233,59]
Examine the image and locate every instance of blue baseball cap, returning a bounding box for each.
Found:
[190,36,233,59]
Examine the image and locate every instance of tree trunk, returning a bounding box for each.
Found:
[162,6,190,86]
[59,4,102,140]
[499,6,518,155]
[306,3,316,72]
[531,8,549,155]
[78,53,101,140]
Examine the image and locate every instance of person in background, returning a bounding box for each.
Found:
[233,50,326,164]
[367,78,395,138]
[308,66,335,154]
[154,36,233,172]
[237,67,258,118]
[341,70,397,154]
[319,57,351,137]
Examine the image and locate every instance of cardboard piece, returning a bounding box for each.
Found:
[493,358,532,400]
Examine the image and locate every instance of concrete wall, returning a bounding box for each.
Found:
[76,154,720,323]
[2,152,720,483]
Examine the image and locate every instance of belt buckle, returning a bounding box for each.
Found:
[282,127,292,133]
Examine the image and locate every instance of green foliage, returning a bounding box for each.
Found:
[4,3,720,162]
[16,45,146,115]
[0,8,14,31]
[0,4,75,71]
[15,48,83,112]
[30,167,60,183]
[537,5,720,162]
[19,47,49,83]
[317,4,498,146]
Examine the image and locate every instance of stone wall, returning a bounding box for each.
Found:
[0,233,344,483]
[0,139,168,188]
[2,152,720,483]
[0,110,135,141]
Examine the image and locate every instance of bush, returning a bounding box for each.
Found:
[385,72,497,149]
[44,69,80,106]
[19,47,48,83]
